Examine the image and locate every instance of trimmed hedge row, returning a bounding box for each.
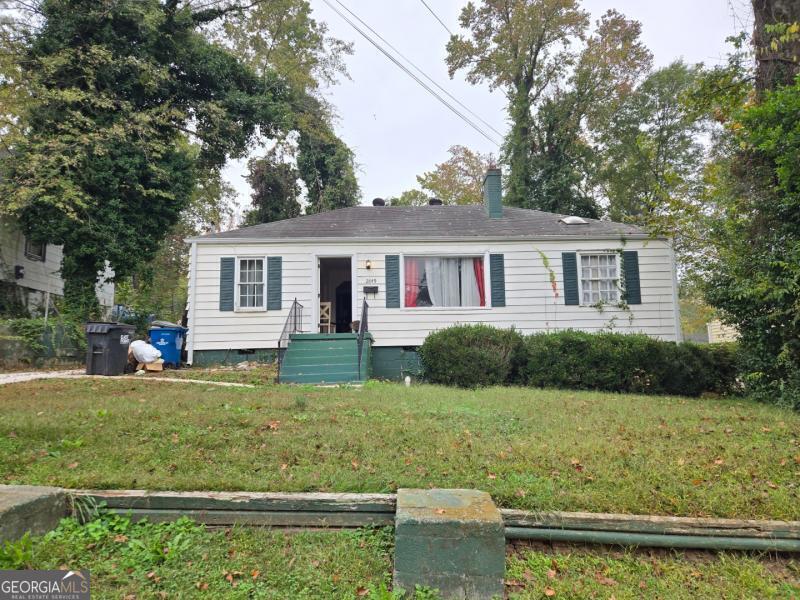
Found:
[419,326,740,396]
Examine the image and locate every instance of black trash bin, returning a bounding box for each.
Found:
[85,322,135,376]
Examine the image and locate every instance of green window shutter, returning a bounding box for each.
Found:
[622,250,641,304]
[219,257,235,311]
[267,256,282,310]
[385,255,400,308]
[489,254,505,307]
[562,252,579,305]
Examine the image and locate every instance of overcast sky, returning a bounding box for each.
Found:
[223,0,753,213]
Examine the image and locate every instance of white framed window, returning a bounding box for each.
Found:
[24,238,46,262]
[579,253,619,305]
[403,255,486,308]
[236,257,265,310]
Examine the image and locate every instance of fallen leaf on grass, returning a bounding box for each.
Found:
[195,582,209,590]
[356,587,369,597]
[351,460,359,470]
[515,489,526,498]
[67,462,79,469]
[113,534,128,543]
[487,473,497,480]
[546,569,557,579]
[171,433,179,444]
[713,458,724,465]
[251,569,260,580]
[570,459,584,472]
[544,587,556,596]
[595,573,617,586]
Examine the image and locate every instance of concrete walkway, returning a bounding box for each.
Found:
[0,369,255,388]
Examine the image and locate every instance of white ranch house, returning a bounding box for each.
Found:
[186,169,680,383]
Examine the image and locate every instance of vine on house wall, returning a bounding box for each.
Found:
[588,240,635,327]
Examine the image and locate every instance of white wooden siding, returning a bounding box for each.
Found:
[187,238,680,358]
[0,219,114,307]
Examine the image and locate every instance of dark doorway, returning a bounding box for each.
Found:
[318,257,352,333]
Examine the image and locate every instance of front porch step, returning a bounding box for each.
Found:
[279,333,372,385]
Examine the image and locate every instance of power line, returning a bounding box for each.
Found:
[332,0,504,140]
[322,0,501,146]
[418,0,453,36]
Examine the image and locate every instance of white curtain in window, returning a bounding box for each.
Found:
[460,258,481,307]
[425,258,460,307]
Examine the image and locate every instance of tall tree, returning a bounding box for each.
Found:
[446,0,588,207]
[244,154,302,225]
[447,4,650,216]
[416,145,494,205]
[220,0,359,221]
[597,62,706,267]
[700,7,800,408]
[296,99,360,213]
[0,0,295,318]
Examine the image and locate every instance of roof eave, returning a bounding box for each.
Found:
[186,233,661,244]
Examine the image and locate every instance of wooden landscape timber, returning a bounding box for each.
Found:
[68,489,800,552]
[73,490,397,528]
[500,509,800,540]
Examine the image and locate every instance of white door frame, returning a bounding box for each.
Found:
[313,253,357,333]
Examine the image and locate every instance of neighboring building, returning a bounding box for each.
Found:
[707,319,739,343]
[0,218,114,315]
[186,169,681,382]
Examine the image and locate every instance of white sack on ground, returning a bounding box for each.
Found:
[130,340,161,363]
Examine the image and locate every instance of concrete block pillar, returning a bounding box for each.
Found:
[393,488,505,599]
[0,485,67,543]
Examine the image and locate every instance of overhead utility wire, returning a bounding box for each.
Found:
[419,0,453,36]
[320,0,501,147]
[332,0,504,140]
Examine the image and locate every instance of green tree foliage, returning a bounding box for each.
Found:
[387,189,429,207]
[447,0,588,209]
[220,0,352,97]
[416,145,493,205]
[0,0,295,318]
[220,0,359,222]
[296,101,360,213]
[447,3,650,216]
[595,61,708,272]
[697,4,800,408]
[243,154,301,225]
[705,77,800,408]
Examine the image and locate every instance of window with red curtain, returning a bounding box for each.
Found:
[404,256,485,307]
[404,257,422,307]
[473,257,486,307]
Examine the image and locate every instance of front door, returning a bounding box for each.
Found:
[318,257,353,333]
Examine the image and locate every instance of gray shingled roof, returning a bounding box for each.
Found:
[193,205,648,242]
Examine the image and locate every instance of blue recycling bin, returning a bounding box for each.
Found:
[148,327,186,368]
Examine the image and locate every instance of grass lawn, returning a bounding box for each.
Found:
[1,378,798,519]
[7,515,798,598]
[8,514,394,599]
[506,544,799,599]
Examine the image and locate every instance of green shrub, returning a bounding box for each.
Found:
[419,324,525,388]
[521,330,740,397]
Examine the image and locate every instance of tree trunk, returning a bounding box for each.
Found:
[752,0,800,94]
